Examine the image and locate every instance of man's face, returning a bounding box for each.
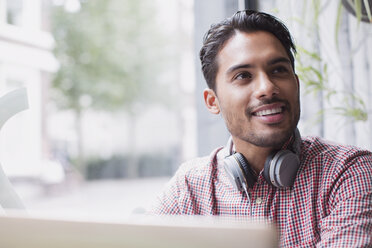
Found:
[205,31,300,148]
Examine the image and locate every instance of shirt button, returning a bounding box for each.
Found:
[255,197,263,204]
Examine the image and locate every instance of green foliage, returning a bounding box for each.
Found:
[296,44,368,123]
[296,46,331,97]
[364,0,372,20]
[355,0,363,21]
[336,0,372,40]
[51,0,171,113]
[50,0,178,172]
[294,1,369,124]
[335,1,344,49]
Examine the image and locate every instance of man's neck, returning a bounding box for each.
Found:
[233,138,276,175]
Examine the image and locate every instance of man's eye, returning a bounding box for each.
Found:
[234,72,251,80]
[272,66,289,74]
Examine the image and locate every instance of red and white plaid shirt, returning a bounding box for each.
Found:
[151,136,372,247]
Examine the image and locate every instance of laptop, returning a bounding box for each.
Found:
[0,212,277,248]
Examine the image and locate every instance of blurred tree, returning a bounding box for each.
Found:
[51,0,172,174]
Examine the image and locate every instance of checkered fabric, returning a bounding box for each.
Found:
[151,136,372,247]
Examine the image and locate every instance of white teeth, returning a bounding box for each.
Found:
[255,107,282,116]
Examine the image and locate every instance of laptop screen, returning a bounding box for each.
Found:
[0,212,277,248]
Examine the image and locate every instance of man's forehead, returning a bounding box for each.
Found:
[216,31,290,69]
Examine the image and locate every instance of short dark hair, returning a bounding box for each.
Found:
[199,10,297,90]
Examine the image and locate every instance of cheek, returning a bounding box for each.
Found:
[219,92,247,113]
[291,87,300,105]
[219,96,250,124]
[282,83,299,101]
[216,83,254,112]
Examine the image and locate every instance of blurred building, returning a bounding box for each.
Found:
[0,0,197,180]
[0,0,58,177]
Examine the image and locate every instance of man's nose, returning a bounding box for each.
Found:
[253,73,279,99]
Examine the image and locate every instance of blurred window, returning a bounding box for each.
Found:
[6,0,24,26]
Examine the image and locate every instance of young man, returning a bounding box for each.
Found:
[151,10,372,247]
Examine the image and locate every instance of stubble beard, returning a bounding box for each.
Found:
[223,99,300,148]
[240,122,296,148]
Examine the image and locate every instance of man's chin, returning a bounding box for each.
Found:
[242,129,294,148]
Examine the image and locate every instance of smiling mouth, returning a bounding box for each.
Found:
[253,107,283,117]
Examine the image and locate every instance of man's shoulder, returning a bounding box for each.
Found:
[174,147,223,179]
[301,137,372,215]
[302,136,371,158]
[177,156,212,174]
[301,136,372,171]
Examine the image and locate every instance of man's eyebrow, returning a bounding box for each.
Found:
[226,64,253,74]
[226,57,291,75]
[268,57,291,65]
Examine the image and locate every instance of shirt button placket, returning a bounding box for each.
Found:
[251,177,268,218]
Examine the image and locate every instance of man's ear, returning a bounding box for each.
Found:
[203,88,220,114]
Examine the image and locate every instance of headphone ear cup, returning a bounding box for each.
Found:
[233,153,256,188]
[264,150,300,188]
[263,151,276,187]
[223,153,256,191]
[223,155,247,192]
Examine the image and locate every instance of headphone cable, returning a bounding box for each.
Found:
[242,183,251,205]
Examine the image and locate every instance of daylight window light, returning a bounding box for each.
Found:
[64,0,81,13]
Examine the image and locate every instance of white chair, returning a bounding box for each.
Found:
[0,88,28,210]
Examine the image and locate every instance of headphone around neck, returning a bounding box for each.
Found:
[223,129,301,193]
